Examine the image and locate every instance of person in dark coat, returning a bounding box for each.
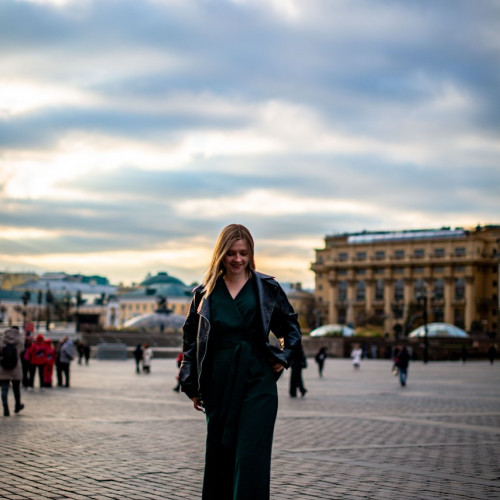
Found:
[83,343,91,365]
[0,326,25,416]
[314,346,328,378]
[488,344,496,365]
[133,344,143,374]
[180,224,302,500]
[77,341,84,365]
[289,345,307,397]
[395,345,410,387]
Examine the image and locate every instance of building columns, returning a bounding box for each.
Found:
[465,276,475,330]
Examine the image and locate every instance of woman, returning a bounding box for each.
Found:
[180,224,302,500]
[0,326,25,416]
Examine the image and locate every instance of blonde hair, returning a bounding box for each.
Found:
[202,224,255,296]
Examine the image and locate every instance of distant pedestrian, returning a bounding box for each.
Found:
[0,326,25,417]
[27,334,47,389]
[289,346,307,398]
[488,344,497,365]
[314,346,328,378]
[392,346,400,375]
[395,345,410,387]
[42,339,56,387]
[77,341,84,365]
[142,343,152,374]
[21,336,32,389]
[351,344,362,369]
[57,337,75,387]
[461,345,468,363]
[83,343,91,365]
[173,351,183,392]
[133,344,143,374]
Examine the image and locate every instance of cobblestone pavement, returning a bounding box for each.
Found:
[2,357,499,500]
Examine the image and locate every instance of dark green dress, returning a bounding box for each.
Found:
[201,276,278,500]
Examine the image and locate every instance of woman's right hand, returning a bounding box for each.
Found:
[191,396,205,412]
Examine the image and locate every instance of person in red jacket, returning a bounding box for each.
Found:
[27,334,46,390]
[42,339,56,388]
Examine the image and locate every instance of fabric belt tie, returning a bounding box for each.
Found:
[219,340,252,448]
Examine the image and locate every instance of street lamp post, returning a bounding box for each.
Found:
[22,290,30,333]
[418,293,429,364]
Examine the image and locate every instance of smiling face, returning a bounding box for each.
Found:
[223,239,250,279]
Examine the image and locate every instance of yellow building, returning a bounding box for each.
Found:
[311,225,500,337]
[0,272,38,290]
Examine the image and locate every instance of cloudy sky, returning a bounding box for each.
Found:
[1,0,499,288]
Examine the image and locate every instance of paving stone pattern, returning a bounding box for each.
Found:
[1,357,499,499]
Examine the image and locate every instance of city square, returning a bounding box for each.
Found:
[2,357,499,499]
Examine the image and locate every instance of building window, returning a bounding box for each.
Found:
[356,281,366,301]
[394,267,404,274]
[394,250,405,259]
[434,266,444,274]
[356,251,367,261]
[338,252,348,262]
[375,280,384,301]
[454,308,465,328]
[356,268,366,275]
[454,247,466,257]
[433,308,444,322]
[414,279,426,299]
[375,250,386,260]
[338,308,346,324]
[338,281,347,301]
[434,248,445,257]
[454,266,465,273]
[433,278,444,299]
[338,269,347,276]
[374,268,385,274]
[414,249,425,258]
[394,279,404,301]
[414,267,424,274]
[455,277,465,300]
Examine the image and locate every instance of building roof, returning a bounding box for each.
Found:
[346,228,466,245]
[140,272,186,287]
[408,323,469,338]
[118,272,192,299]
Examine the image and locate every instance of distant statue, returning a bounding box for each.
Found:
[156,295,171,313]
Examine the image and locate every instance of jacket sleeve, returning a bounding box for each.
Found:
[179,293,200,399]
[269,286,302,368]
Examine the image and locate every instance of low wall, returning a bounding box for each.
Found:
[82,330,497,362]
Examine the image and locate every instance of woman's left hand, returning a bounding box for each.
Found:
[271,363,284,373]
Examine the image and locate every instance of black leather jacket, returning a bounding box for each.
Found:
[179,271,302,399]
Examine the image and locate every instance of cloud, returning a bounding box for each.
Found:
[0,0,499,287]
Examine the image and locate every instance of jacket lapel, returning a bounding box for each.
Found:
[254,271,278,336]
